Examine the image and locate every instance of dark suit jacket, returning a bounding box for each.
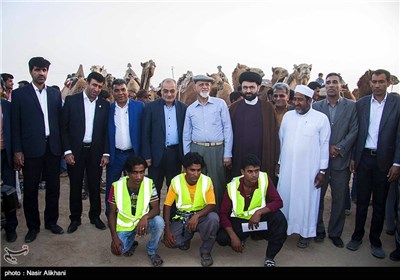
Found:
[61,92,109,164]
[142,99,187,167]
[353,93,400,171]
[1,99,12,166]
[11,84,62,157]
[108,99,144,165]
[313,97,358,170]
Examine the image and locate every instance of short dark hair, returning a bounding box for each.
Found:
[51,85,60,91]
[99,89,110,99]
[124,156,148,174]
[182,152,205,169]
[325,72,343,83]
[372,69,391,82]
[18,80,29,86]
[1,73,14,81]
[28,57,51,72]
[240,154,261,170]
[136,89,148,99]
[112,78,126,88]
[87,72,105,84]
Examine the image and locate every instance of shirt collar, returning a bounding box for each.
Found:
[244,96,259,105]
[370,92,388,104]
[32,83,47,93]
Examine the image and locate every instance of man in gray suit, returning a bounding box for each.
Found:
[313,73,358,248]
[346,69,400,259]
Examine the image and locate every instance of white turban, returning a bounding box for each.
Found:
[295,85,314,98]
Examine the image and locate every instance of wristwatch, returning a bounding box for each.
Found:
[319,170,326,175]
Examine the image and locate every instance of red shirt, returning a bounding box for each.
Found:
[219,176,283,229]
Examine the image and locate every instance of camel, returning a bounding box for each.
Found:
[341,84,356,101]
[61,64,86,100]
[232,63,265,91]
[90,65,108,77]
[140,59,156,91]
[177,71,193,102]
[208,73,232,106]
[271,67,289,85]
[217,65,229,83]
[285,63,312,90]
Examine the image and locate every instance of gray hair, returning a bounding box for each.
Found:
[272,82,290,94]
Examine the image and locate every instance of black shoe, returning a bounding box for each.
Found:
[90,218,106,230]
[25,229,39,243]
[329,236,344,248]
[6,231,17,243]
[314,231,326,243]
[389,249,400,261]
[386,230,395,236]
[45,224,64,234]
[67,221,81,234]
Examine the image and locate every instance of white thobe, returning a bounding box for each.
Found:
[277,108,330,238]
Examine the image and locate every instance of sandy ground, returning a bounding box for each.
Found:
[1,172,399,270]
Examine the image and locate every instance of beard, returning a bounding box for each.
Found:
[200,91,210,98]
[244,93,257,101]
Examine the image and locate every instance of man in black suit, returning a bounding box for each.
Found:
[142,78,187,198]
[11,57,64,243]
[61,71,109,233]
[1,85,18,242]
[346,69,400,259]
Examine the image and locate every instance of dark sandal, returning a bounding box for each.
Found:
[178,240,191,251]
[148,254,163,267]
[264,258,276,267]
[297,237,310,248]
[123,241,138,257]
[200,253,213,267]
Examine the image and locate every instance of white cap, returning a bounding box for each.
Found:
[294,85,314,98]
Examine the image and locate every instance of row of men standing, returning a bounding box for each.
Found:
[4,56,400,262]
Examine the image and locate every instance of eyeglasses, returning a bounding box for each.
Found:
[162,89,176,94]
[273,94,286,98]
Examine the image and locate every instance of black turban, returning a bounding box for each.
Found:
[239,71,262,85]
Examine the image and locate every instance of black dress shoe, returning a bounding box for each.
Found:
[67,221,81,234]
[25,229,39,243]
[6,231,17,243]
[329,236,344,248]
[90,218,106,230]
[45,224,64,234]
[389,248,400,261]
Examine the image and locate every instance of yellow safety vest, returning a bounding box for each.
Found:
[170,173,211,215]
[114,176,153,231]
[227,172,269,220]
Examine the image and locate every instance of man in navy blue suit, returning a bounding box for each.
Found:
[347,69,400,259]
[142,78,187,198]
[11,57,64,243]
[62,71,110,233]
[1,81,18,242]
[105,78,144,217]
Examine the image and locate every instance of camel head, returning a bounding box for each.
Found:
[391,75,399,85]
[207,73,224,96]
[90,65,107,77]
[293,63,312,85]
[271,67,289,84]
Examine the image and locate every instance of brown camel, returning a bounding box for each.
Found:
[285,63,312,90]
[357,70,373,98]
[140,60,156,91]
[232,63,265,91]
[208,73,232,106]
[61,64,86,100]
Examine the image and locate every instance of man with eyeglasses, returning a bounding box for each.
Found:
[142,78,187,198]
[271,82,294,128]
[229,72,280,185]
[183,74,233,210]
[105,79,145,217]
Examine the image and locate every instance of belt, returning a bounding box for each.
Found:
[165,144,179,149]
[83,143,91,148]
[364,148,377,156]
[115,148,133,153]
[193,141,223,147]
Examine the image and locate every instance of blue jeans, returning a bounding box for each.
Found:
[117,215,165,255]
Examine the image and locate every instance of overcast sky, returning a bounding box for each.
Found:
[1,0,399,93]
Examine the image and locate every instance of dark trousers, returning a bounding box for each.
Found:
[217,210,287,259]
[22,143,61,230]
[148,146,181,198]
[1,149,18,233]
[105,149,135,217]
[352,153,390,247]
[68,146,102,222]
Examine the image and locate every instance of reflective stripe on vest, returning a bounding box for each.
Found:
[171,173,209,212]
[227,172,269,220]
[114,176,152,231]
